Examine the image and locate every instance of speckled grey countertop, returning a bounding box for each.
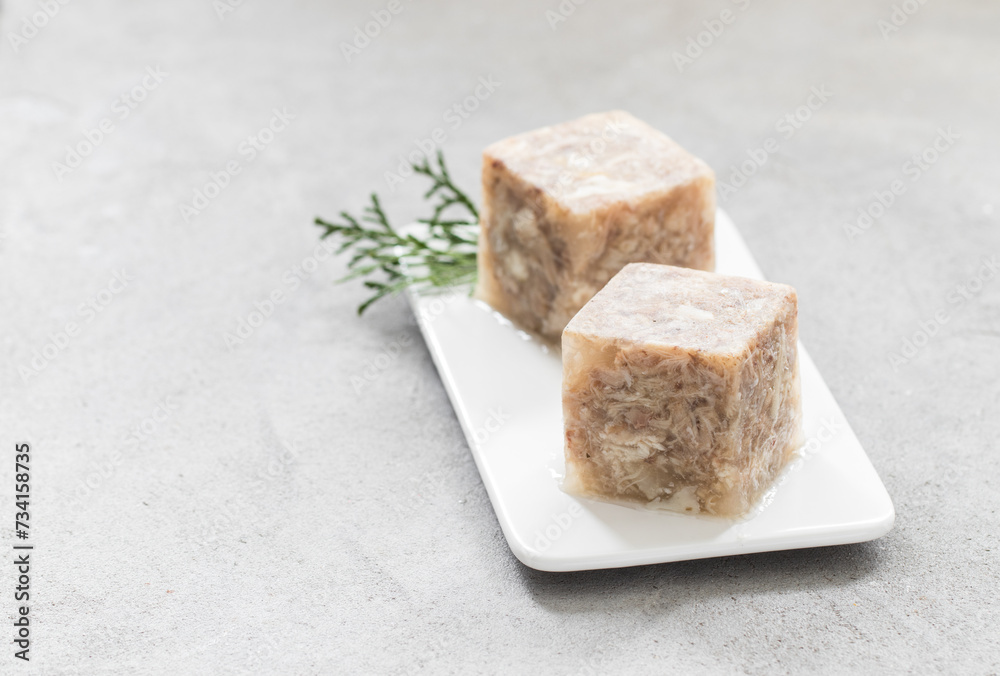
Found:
[1,1,998,674]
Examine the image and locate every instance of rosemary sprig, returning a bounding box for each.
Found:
[315,151,479,315]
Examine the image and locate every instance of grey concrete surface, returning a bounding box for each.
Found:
[1,0,998,674]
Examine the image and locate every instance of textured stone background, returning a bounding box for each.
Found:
[1,0,997,674]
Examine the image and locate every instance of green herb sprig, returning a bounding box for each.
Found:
[315,152,479,314]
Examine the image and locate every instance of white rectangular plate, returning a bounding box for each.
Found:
[406,210,894,572]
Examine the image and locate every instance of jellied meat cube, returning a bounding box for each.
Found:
[562,263,802,518]
[475,111,715,342]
